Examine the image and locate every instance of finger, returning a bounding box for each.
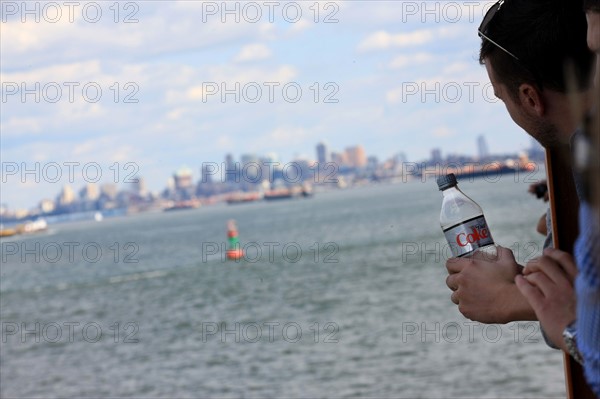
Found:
[496,246,516,261]
[522,271,555,298]
[543,248,578,282]
[446,274,458,291]
[446,257,467,274]
[525,256,572,287]
[450,290,459,305]
[515,274,544,309]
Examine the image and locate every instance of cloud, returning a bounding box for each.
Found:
[162,64,298,105]
[432,126,455,138]
[167,108,186,121]
[389,53,434,69]
[358,29,435,52]
[0,3,270,70]
[234,43,272,63]
[0,117,42,136]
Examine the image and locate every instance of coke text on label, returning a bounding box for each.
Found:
[443,216,494,257]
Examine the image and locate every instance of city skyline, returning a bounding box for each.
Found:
[0,135,543,216]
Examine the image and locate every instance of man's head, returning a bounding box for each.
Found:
[585,0,600,53]
[479,0,594,147]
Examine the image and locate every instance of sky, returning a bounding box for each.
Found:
[0,0,538,209]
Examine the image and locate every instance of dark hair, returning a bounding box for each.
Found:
[479,0,594,99]
[584,0,600,11]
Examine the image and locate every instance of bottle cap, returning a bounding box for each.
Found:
[437,174,458,190]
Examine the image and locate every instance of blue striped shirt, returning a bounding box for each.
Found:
[575,201,600,397]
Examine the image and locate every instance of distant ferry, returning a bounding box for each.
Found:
[441,161,536,180]
[20,219,48,234]
[226,192,262,205]
[264,188,294,201]
[164,200,201,212]
[264,185,313,201]
[0,218,48,238]
[0,227,17,238]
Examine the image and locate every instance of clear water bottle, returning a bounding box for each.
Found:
[437,174,497,258]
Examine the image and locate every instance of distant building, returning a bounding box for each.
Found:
[260,153,281,183]
[224,154,238,183]
[101,183,118,200]
[367,156,379,170]
[316,142,329,165]
[79,183,99,201]
[39,199,55,214]
[57,184,75,206]
[172,167,194,200]
[395,152,407,163]
[131,176,147,198]
[331,151,349,168]
[174,167,193,190]
[528,137,545,161]
[477,135,490,160]
[240,154,261,186]
[431,148,442,164]
[345,145,367,168]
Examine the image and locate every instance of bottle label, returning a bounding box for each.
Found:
[443,215,494,257]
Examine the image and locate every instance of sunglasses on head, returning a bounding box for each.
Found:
[478,0,521,61]
[478,0,542,87]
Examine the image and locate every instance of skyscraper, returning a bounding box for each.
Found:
[345,145,367,168]
[316,142,329,164]
[477,135,490,160]
[131,176,147,197]
[201,164,214,184]
[79,183,99,201]
[57,184,75,206]
[431,148,442,164]
[331,152,349,168]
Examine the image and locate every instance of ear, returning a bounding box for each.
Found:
[517,83,545,117]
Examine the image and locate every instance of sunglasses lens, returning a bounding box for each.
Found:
[479,2,500,35]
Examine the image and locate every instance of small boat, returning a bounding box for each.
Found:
[19,219,48,234]
[264,184,314,201]
[0,227,17,238]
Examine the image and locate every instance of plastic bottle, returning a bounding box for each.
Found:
[437,174,497,258]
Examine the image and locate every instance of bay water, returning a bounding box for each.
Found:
[0,173,567,398]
